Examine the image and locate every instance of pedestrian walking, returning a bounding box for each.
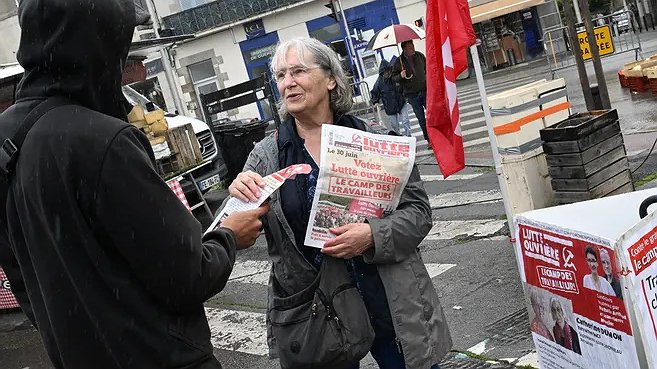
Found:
[371,59,412,137]
[0,1,267,368]
[393,40,428,142]
[228,37,452,369]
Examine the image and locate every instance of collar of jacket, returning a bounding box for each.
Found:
[277,113,372,151]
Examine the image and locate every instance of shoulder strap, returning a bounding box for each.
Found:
[0,97,72,178]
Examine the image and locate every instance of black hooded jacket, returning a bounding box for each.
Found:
[370,60,405,115]
[0,1,234,368]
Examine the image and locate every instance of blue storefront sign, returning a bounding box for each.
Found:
[305,0,400,82]
[244,19,266,40]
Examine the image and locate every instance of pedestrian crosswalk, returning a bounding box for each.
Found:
[207,259,458,356]
[403,74,544,159]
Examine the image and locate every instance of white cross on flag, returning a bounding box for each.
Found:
[425,0,476,178]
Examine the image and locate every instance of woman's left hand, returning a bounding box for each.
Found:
[322,223,374,259]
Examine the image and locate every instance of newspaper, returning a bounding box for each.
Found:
[304,124,416,248]
[205,164,311,234]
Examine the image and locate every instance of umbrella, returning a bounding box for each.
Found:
[365,24,426,51]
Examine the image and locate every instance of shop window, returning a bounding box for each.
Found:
[189,59,216,83]
[179,0,208,11]
[309,23,342,44]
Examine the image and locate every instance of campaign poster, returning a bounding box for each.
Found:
[517,221,640,369]
[618,219,657,369]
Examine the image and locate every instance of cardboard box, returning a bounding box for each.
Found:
[127,105,145,123]
[145,109,165,125]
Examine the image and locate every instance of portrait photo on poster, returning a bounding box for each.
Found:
[525,284,581,355]
[582,245,623,299]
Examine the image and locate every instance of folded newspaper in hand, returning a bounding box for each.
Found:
[205,164,312,234]
[304,125,416,248]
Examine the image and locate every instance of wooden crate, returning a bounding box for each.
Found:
[165,124,203,170]
[629,76,649,93]
[540,109,634,205]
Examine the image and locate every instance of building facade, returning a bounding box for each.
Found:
[2,0,655,122]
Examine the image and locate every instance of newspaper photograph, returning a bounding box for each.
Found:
[304,124,416,248]
[206,164,311,234]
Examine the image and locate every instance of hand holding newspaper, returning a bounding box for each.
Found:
[304,125,416,248]
[205,164,312,234]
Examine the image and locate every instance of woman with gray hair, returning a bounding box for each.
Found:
[228,37,451,369]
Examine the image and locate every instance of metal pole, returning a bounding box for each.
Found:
[333,0,362,82]
[578,0,611,109]
[563,0,595,111]
[573,0,584,23]
[469,44,516,239]
[145,0,186,114]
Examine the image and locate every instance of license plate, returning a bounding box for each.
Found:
[199,174,221,191]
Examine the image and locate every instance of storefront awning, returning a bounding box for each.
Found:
[128,35,195,58]
[469,0,546,23]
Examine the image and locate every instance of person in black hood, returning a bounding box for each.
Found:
[370,59,411,137]
[0,1,268,368]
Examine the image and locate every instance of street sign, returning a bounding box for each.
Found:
[577,25,615,60]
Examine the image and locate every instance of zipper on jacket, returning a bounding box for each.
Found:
[395,337,403,354]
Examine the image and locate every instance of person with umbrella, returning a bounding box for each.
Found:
[365,24,428,142]
[393,40,428,142]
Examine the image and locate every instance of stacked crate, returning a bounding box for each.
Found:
[540,110,634,204]
[646,66,657,95]
[622,59,657,93]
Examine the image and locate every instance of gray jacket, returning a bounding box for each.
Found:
[242,122,452,369]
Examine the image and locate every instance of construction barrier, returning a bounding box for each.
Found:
[488,78,571,215]
[542,11,642,78]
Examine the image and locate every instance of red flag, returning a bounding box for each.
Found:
[425,0,476,178]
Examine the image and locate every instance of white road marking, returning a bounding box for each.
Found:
[464,136,490,148]
[516,352,539,367]
[425,263,456,278]
[209,262,457,356]
[425,219,506,240]
[428,190,502,208]
[420,173,482,182]
[467,339,489,355]
[206,308,269,356]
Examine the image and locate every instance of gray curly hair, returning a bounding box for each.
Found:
[270,37,353,120]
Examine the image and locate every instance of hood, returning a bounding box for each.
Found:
[15,0,144,120]
[378,59,391,75]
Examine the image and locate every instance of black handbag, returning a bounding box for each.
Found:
[269,256,375,369]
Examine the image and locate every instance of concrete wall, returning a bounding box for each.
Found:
[173,26,262,120]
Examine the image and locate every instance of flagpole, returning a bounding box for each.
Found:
[468,45,516,239]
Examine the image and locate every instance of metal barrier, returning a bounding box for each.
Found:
[348,80,385,124]
[542,11,643,77]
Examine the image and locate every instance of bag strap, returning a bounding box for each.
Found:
[0,97,71,179]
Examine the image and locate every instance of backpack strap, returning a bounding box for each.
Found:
[0,97,72,178]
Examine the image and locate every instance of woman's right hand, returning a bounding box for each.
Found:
[229,170,266,202]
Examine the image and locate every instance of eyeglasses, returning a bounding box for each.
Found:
[274,65,319,83]
[586,258,597,263]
